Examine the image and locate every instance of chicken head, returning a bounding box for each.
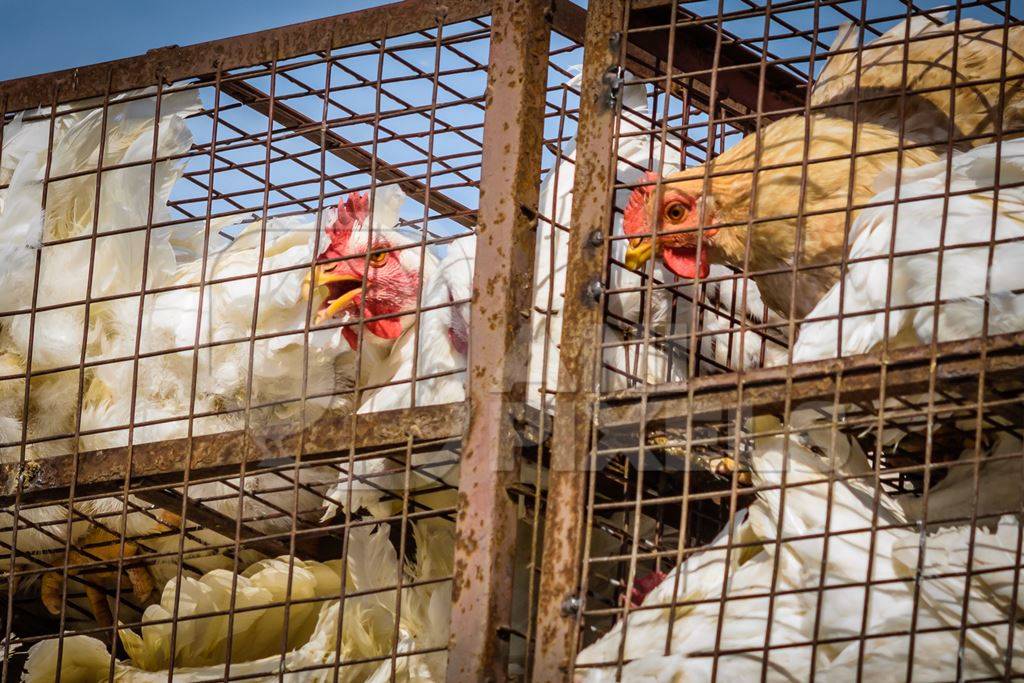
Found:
[622,171,719,280]
[305,191,421,349]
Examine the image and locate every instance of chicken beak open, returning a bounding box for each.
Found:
[624,237,653,271]
[303,266,364,325]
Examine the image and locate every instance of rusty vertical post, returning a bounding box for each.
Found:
[446,1,552,681]
[532,0,625,680]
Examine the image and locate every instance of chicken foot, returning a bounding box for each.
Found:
[648,429,753,487]
[40,526,156,626]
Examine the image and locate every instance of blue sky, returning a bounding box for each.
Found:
[0,0,392,81]
[2,0,1020,83]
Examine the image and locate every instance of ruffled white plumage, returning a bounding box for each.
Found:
[319,186,467,519]
[22,519,456,682]
[794,138,1024,363]
[576,416,1024,680]
[0,88,200,564]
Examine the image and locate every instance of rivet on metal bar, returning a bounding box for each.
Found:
[586,279,605,302]
[602,65,624,106]
[588,229,604,247]
[560,595,581,618]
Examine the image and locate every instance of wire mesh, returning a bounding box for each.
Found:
[2,0,1024,681]
[543,1,1024,681]
[0,5,495,680]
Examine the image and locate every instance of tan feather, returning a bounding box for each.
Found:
[653,17,1024,319]
[812,18,1024,149]
[661,116,938,317]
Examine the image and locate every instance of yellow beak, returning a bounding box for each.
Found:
[624,238,653,271]
[302,266,364,325]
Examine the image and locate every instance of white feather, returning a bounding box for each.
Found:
[576,415,1022,679]
[21,520,456,682]
[794,138,1024,362]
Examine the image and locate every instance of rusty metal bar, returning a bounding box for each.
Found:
[532,1,626,680]
[218,79,477,228]
[131,489,297,559]
[445,1,552,681]
[0,0,805,125]
[549,0,806,121]
[599,329,1024,429]
[0,403,464,505]
[0,0,492,112]
[6,329,1016,520]
[624,2,807,115]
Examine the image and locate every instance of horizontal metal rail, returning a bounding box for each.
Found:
[0,403,465,505]
[600,330,1024,428]
[0,0,492,111]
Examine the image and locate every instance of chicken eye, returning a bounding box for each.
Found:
[368,251,388,268]
[664,201,688,222]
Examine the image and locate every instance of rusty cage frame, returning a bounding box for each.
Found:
[1,0,1022,681]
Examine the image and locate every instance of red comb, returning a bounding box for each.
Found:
[319,192,369,261]
[623,171,659,236]
[629,569,667,608]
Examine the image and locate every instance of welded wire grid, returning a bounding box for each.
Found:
[0,12,497,680]
[2,0,1024,681]
[562,0,1024,680]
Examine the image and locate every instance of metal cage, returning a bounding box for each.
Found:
[0,0,1022,681]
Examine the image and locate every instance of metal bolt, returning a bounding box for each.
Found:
[602,65,624,106]
[561,595,581,617]
[519,202,538,221]
[588,229,604,247]
[586,280,605,302]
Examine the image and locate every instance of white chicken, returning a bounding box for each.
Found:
[826,514,1024,681]
[575,416,867,680]
[304,187,469,519]
[0,87,203,615]
[793,137,1024,362]
[79,207,356,539]
[0,88,195,449]
[0,85,356,622]
[575,415,1024,681]
[21,519,455,682]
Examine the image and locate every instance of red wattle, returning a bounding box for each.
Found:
[367,317,404,340]
[342,327,358,350]
[340,316,403,349]
[662,245,710,280]
[629,570,667,608]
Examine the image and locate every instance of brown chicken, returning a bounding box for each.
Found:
[623,17,1024,320]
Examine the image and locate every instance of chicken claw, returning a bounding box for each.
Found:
[706,455,753,486]
[648,430,752,486]
[40,526,154,626]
